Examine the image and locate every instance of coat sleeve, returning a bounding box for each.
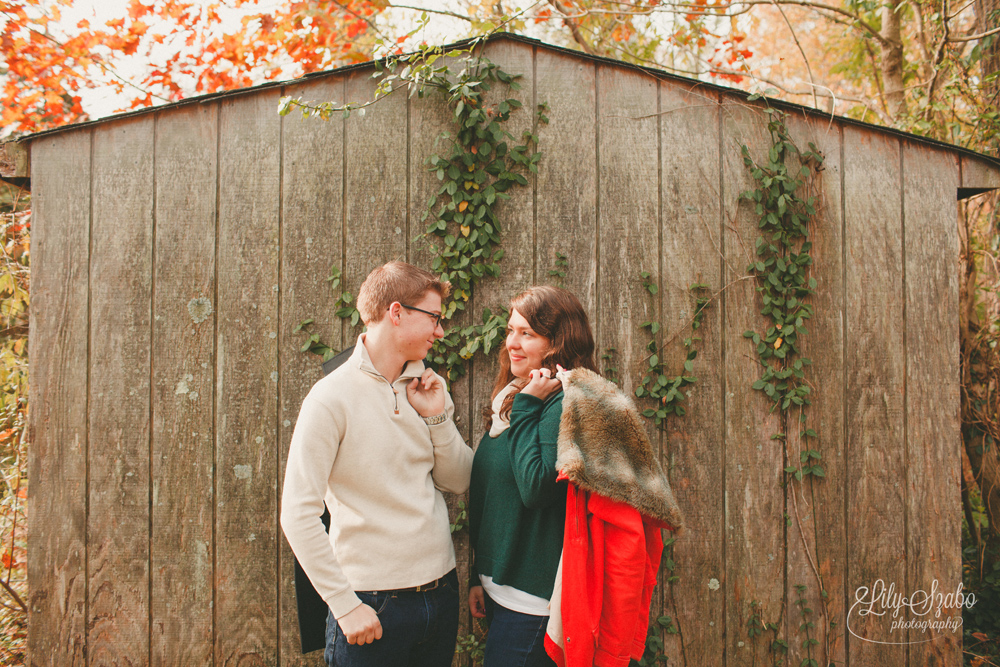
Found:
[506,391,564,509]
[590,494,648,667]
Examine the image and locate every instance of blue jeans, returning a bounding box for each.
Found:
[325,569,459,667]
[483,593,555,667]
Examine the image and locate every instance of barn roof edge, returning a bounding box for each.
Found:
[12,31,1000,172]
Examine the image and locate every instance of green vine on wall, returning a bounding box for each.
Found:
[635,274,712,429]
[738,96,830,666]
[285,47,546,382]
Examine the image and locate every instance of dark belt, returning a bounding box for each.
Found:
[365,570,453,595]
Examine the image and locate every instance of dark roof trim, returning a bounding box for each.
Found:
[16,32,1000,169]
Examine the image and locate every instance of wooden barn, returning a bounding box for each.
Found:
[4,32,1000,667]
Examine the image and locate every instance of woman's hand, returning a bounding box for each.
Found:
[521,366,562,401]
[469,585,486,618]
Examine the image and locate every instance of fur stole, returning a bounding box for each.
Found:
[556,367,684,531]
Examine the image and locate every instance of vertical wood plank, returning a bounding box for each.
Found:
[470,40,535,446]
[408,61,475,667]
[151,104,217,666]
[27,131,91,667]
[534,48,597,312]
[596,64,658,398]
[595,60,661,639]
[658,84,724,666]
[342,69,408,340]
[782,114,846,667]
[903,143,961,666]
[843,126,905,666]
[88,118,154,665]
[216,91,281,666]
[720,99,784,666]
[279,75,345,667]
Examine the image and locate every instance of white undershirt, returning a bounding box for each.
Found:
[480,574,551,616]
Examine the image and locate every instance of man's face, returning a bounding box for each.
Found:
[396,290,445,361]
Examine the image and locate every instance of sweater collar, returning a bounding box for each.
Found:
[351,334,426,383]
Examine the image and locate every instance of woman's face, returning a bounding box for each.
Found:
[506,308,551,379]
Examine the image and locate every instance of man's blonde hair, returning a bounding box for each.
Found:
[356,261,451,325]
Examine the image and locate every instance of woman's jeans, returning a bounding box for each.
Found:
[483,593,555,667]
[325,569,459,667]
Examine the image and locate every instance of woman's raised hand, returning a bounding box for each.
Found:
[521,366,562,401]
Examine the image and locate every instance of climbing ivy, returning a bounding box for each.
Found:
[634,272,712,429]
[288,47,545,382]
[738,97,830,666]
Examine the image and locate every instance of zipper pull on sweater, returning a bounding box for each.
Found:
[392,386,399,414]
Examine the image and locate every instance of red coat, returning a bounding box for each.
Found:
[545,476,676,667]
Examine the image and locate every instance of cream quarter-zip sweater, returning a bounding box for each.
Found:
[280,334,473,619]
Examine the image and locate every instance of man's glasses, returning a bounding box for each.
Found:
[400,304,444,328]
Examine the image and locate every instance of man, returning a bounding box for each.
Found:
[281,260,473,667]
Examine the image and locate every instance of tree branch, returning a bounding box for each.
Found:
[769,0,820,109]
[736,0,891,46]
[546,0,597,55]
[948,24,1000,41]
[387,3,475,21]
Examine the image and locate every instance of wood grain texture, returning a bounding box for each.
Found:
[782,114,846,667]
[278,75,345,667]
[658,84,723,667]
[27,130,91,667]
[596,64,658,398]
[960,155,1000,189]
[903,143,961,666]
[407,61,475,667]
[150,104,218,666]
[720,98,784,667]
[843,125,905,666]
[470,40,535,447]
[534,48,597,311]
[88,118,154,666]
[216,92,281,666]
[342,68,408,341]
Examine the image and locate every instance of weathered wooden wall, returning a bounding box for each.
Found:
[27,36,975,666]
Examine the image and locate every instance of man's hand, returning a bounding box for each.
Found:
[407,368,446,418]
[338,603,383,645]
[469,585,486,619]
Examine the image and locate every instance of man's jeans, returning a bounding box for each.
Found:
[325,569,459,667]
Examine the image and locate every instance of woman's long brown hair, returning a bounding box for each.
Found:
[483,286,597,429]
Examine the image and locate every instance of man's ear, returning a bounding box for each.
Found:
[386,301,403,326]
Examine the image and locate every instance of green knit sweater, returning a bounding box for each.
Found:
[469,390,566,600]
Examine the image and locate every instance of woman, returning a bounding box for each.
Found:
[468,285,598,667]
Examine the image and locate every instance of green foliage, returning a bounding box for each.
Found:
[548,250,568,287]
[963,485,1000,666]
[638,614,678,666]
[739,102,828,667]
[634,280,711,428]
[794,584,819,667]
[738,103,823,454]
[601,346,618,384]
[0,183,28,663]
[293,52,543,385]
[455,618,487,667]
[450,500,468,534]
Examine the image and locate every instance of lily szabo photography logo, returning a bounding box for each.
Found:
[848,579,974,644]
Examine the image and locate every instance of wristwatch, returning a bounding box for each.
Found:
[421,412,448,425]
